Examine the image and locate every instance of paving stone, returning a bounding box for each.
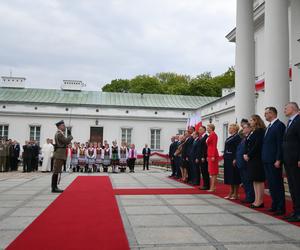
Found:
[128,214,187,227]
[121,199,165,206]
[224,243,300,250]
[0,216,35,230]
[208,198,237,205]
[10,207,45,217]
[133,227,207,244]
[265,224,300,241]
[124,206,174,215]
[202,225,283,243]
[33,194,59,200]
[174,205,225,214]
[240,212,285,224]
[0,230,22,249]
[119,195,158,200]
[218,204,257,213]
[159,195,198,199]
[0,207,13,216]
[0,200,24,208]
[24,200,53,208]
[185,213,249,226]
[0,194,32,200]
[141,246,216,250]
[165,198,209,205]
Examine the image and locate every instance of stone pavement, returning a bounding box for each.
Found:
[1,167,300,250]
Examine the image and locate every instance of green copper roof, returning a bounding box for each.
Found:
[0,88,217,109]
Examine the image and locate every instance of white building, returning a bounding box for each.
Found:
[198,0,300,152]
[0,77,216,153]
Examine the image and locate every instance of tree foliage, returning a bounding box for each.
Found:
[101,67,235,97]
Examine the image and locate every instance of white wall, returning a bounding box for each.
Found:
[0,104,189,154]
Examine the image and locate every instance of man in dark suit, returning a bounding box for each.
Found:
[190,131,201,185]
[142,144,151,170]
[182,127,195,183]
[23,141,33,172]
[262,107,286,215]
[168,136,177,177]
[282,102,300,222]
[11,141,20,171]
[198,126,210,190]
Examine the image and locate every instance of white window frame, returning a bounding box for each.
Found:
[223,122,229,146]
[150,128,161,150]
[29,125,41,144]
[178,129,185,135]
[121,128,132,145]
[0,124,9,139]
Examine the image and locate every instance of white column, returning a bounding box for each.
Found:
[264,0,289,120]
[290,0,300,104]
[235,0,255,122]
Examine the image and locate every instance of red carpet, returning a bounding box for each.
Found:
[7,176,129,250]
[114,188,206,195]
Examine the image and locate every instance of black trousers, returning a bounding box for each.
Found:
[284,162,300,215]
[170,158,176,176]
[200,161,210,188]
[11,157,19,171]
[128,158,136,172]
[264,162,285,211]
[191,160,200,185]
[23,158,32,172]
[143,157,149,170]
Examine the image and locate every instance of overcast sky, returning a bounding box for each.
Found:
[0,0,236,90]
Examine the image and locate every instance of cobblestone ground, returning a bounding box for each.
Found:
[1,167,300,250]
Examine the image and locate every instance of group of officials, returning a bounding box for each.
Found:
[169,102,300,222]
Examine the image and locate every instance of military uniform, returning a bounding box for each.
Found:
[0,141,7,172]
[51,121,73,192]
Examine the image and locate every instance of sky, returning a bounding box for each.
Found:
[0,0,236,90]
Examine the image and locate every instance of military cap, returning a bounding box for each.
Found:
[55,120,65,127]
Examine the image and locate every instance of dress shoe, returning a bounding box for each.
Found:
[199,186,209,190]
[283,213,296,220]
[52,187,64,193]
[286,216,300,222]
[267,208,277,212]
[250,203,264,208]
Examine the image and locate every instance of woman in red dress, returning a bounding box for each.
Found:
[206,123,219,192]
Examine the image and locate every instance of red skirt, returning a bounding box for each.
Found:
[208,157,219,175]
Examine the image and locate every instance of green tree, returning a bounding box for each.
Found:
[102,79,131,92]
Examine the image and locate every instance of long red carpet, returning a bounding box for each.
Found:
[7,176,129,250]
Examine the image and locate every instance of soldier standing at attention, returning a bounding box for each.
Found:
[52,120,73,193]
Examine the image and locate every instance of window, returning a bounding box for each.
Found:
[223,123,229,146]
[121,128,132,145]
[30,126,41,144]
[151,129,161,150]
[178,129,185,135]
[0,125,9,139]
[65,127,72,136]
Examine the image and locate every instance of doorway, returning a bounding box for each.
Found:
[90,127,103,144]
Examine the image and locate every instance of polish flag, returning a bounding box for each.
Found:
[186,112,202,131]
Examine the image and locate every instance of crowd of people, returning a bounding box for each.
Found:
[168,102,300,222]
[0,137,152,174]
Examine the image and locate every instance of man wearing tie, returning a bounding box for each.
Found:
[282,102,300,222]
[262,107,286,215]
[198,126,210,190]
[142,144,151,170]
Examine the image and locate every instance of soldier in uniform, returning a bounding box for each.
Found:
[52,120,73,193]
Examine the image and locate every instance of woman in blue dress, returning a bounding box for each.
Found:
[223,124,242,199]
